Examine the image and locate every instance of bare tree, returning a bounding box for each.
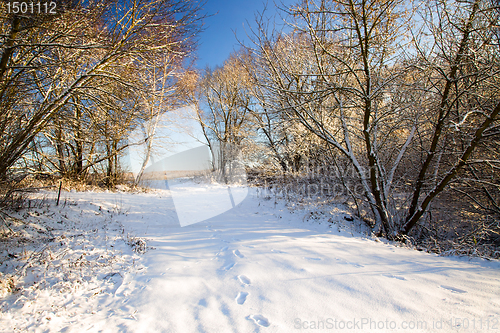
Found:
[402,0,500,235]
[0,0,204,191]
[249,0,500,239]
[0,0,204,184]
[133,49,195,185]
[196,50,256,182]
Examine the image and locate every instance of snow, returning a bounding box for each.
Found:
[1,182,499,332]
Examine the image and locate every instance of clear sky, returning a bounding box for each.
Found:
[195,0,293,69]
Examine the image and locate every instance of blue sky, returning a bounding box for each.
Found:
[196,0,293,69]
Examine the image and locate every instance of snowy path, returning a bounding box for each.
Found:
[2,187,500,332]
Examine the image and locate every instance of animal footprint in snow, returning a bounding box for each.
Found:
[233,250,244,258]
[223,262,235,271]
[440,285,467,294]
[216,246,229,256]
[335,258,363,268]
[385,274,406,281]
[238,275,251,285]
[249,314,270,327]
[235,292,248,304]
[304,257,321,261]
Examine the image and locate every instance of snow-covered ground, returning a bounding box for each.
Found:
[1,182,500,332]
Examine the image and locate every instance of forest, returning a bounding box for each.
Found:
[0,0,499,258]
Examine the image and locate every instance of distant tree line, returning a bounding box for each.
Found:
[0,0,202,187]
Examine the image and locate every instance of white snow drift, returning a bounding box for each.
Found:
[0,183,499,332]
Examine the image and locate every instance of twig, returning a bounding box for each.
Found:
[0,213,14,234]
[56,181,62,206]
[0,210,28,225]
